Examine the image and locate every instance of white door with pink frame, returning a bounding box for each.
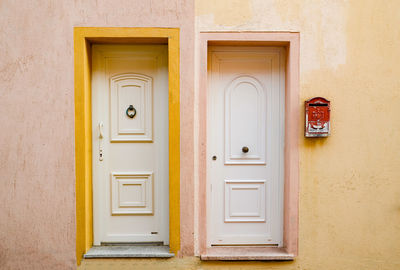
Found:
[207,46,285,246]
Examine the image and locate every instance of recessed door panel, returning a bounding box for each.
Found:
[111,172,153,215]
[225,76,266,164]
[208,46,285,246]
[224,179,267,222]
[110,74,153,142]
[92,45,168,244]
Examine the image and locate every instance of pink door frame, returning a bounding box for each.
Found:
[198,32,300,258]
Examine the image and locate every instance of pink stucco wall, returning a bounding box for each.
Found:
[0,1,194,269]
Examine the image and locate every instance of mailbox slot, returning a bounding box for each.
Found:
[309,104,328,107]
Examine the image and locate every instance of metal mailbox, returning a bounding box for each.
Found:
[305,97,330,137]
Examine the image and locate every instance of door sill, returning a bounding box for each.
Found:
[200,247,294,261]
[84,245,174,258]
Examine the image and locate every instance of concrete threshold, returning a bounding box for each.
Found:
[84,245,174,258]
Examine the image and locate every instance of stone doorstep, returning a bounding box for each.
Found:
[200,247,294,261]
[84,245,175,258]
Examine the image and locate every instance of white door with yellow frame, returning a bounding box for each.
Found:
[91,45,169,245]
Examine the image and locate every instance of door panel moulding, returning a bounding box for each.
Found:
[74,27,180,265]
[198,32,300,260]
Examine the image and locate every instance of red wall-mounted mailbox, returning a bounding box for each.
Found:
[305,97,330,137]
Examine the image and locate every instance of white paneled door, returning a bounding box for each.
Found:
[207,47,285,246]
[92,45,169,245]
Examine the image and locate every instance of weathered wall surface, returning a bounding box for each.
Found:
[195,0,400,269]
[1,0,400,269]
[0,1,194,269]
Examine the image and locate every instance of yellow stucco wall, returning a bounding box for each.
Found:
[195,0,400,269]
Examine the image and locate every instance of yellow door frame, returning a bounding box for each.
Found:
[74,27,180,265]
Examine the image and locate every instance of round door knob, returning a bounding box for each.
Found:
[242,146,249,153]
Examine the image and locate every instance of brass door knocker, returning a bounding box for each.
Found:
[126,105,136,118]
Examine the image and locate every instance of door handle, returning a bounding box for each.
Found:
[98,122,104,161]
[242,146,249,153]
[99,121,104,139]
